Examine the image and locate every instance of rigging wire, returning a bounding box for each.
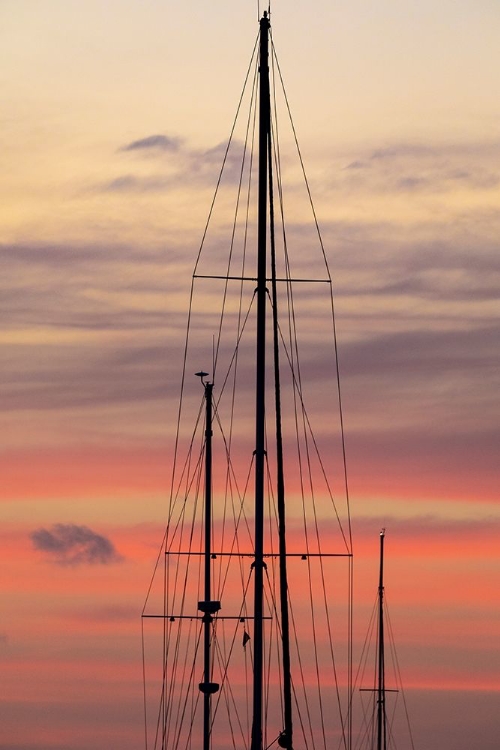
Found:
[144,20,354,750]
[213,60,258,380]
[385,599,417,750]
[270,38,355,745]
[165,31,259,572]
[269,38,350,750]
[271,42,353,549]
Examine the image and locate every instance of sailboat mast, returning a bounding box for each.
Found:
[377,529,386,750]
[198,376,219,750]
[251,11,271,750]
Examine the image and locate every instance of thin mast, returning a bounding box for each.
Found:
[197,375,220,750]
[377,529,386,750]
[251,11,271,750]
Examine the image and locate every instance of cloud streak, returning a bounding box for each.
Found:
[337,140,500,195]
[102,137,247,194]
[120,134,181,152]
[31,524,122,566]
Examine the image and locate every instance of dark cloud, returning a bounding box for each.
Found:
[334,141,500,196]
[105,137,500,198]
[103,138,246,194]
[0,239,189,329]
[318,217,500,283]
[121,134,181,152]
[396,176,428,190]
[369,144,436,161]
[30,524,122,566]
[2,210,498,424]
[1,337,182,412]
[0,240,168,268]
[344,160,368,170]
[106,174,142,191]
[341,325,499,379]
[104,174,175,193]
[200,140,244,168]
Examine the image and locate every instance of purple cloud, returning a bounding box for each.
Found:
[120,134,181,152]
[31,524,122,566]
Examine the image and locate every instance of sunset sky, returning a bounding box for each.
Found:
[1,1,499,749]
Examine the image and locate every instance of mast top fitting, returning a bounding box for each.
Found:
[195,370,210,386]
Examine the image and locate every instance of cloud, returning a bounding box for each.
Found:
[336,140,500,196]
[109,136,500,203]
[102,137,247,194]
[104,174,175,193]
[30,524,122,565]
[73,604,137,623]
[369,144,436,161]
[341,325,499,379]
[344,160,369,170]
[120,134,181,152]
[396,176,428,190]
[105,174,142,191]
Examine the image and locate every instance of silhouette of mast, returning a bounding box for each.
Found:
[197,374,220,750]
[250,12,271,750]
[377,529,387,750]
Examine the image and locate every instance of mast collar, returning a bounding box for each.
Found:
[260,11,270,28]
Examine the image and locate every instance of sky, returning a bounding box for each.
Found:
[1,1,499,749]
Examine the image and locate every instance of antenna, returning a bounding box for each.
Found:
[195,371,210,386]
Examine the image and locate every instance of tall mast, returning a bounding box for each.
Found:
[197,375,220,750]
[377,529,387,750]
[251,11,271,750]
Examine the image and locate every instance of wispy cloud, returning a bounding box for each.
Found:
[338,140,500,195]
[104,174,175,192]
[343,160,367,170]
[69,604,137,623]
[31,524,122,565]
[102,137,247,194]
[120,134,181,152]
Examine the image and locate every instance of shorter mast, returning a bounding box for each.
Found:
[197,373,220,750]
[376,529,386,750]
